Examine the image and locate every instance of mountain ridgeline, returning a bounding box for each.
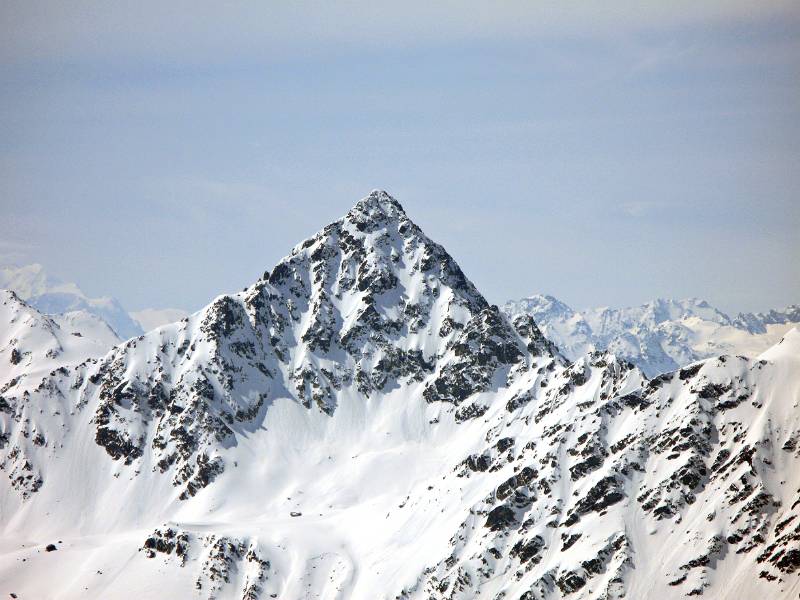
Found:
[503,294,800,377]
[1,192,799,599]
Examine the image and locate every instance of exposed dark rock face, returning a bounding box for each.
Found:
[423,307,527,406]
[142,528,190,564]
[485,505,518,531]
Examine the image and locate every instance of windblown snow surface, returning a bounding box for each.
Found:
[1,192,799,599]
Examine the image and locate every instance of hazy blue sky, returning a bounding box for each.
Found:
[1,1,798,314]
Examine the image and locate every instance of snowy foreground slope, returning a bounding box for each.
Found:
[1,192,799,599]
[503,295,800,377]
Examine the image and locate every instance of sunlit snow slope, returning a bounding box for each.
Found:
[0,290,120,389]
[1,192,799,600]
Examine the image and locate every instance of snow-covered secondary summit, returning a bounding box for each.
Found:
[0,290,121,389]
[1,191,799,599]
[503,294,800,377]
[1,262,189,338]
[0,263,144,340]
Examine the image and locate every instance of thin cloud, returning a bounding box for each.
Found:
[0,239,36,266]
[618,201,671,218]
[1,1,798,66]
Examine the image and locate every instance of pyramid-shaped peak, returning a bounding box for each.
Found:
[355,189,405,213]
[274,189,487,316]
[345,190,408,230]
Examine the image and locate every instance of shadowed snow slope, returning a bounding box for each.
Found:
[1,192,799,599]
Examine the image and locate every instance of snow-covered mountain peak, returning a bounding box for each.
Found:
[347,188,408,223]
[512,294,575,316]
[736,304,800,334]
[0,263,144,339]
[286,190,409,259]
[2,196,799,600]
[274,190,488,319]
[582,297,732,334]
[0,290,119,389]
[639,297,731,325]
[0,192,543,508]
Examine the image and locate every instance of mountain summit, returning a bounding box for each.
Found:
[1,192,799,599]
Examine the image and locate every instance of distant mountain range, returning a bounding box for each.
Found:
[0,263,187,339]
[503,295,800,377]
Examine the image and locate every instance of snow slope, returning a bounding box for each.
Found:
[504,295,800,377]
[1,192,798,600]
[0,290,120,389]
